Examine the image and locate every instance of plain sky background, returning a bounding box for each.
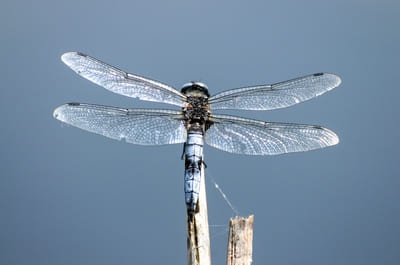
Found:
[1,0,399,264]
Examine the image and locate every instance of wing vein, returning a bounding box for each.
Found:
[61,52,186,106]
[53,103,187,145]
[205,114,339,155]
[209,73,341,110]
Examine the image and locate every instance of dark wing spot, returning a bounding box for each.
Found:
[68,102,81,106]
[313,73,324,76]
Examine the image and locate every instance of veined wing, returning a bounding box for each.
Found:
[209,73,341,110]
[205,114,339,155]
[53,103,187,145]
[61,52,186,107]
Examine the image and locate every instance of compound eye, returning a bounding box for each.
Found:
[181,82,210,97]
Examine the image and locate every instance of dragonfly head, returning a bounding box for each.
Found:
[181,82,210,97]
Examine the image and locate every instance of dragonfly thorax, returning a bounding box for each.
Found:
[182,84,211,133]
[183,96,210,122]
[181,82,210,124]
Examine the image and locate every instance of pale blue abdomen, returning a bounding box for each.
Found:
[184,131,204,217]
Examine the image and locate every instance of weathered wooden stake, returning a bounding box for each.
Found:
[186,163,211,265]
[226,215,254,265]
[185,163,254,265]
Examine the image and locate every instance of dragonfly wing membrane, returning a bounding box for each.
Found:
[209,73,341,110]
[61,52,186,107]
[53,103,187,145]
[205,114,339,155]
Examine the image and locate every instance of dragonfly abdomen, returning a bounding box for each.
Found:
[184,131,204,218]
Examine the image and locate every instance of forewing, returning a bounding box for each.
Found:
[53,103,187,145]
[205,114,339,155]
[209,73,341,110]
[61,52,186,107]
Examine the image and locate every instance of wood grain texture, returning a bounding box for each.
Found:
[186,163,211,265]
[226,215,254,265]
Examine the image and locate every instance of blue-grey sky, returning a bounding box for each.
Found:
[1,0,399,264]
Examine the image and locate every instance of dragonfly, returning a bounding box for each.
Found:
[54,52,341,218]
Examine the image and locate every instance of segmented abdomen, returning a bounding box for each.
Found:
[184,131,204,217]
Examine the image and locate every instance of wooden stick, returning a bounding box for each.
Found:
[226,215,254,265]
[186,163,211,265]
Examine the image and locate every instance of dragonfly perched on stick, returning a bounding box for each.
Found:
[53,52,341,217]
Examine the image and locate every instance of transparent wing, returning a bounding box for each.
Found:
[205,114,339,155]
[61,52,186,107]
[209,73,341,110]
[53,103,187,145]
